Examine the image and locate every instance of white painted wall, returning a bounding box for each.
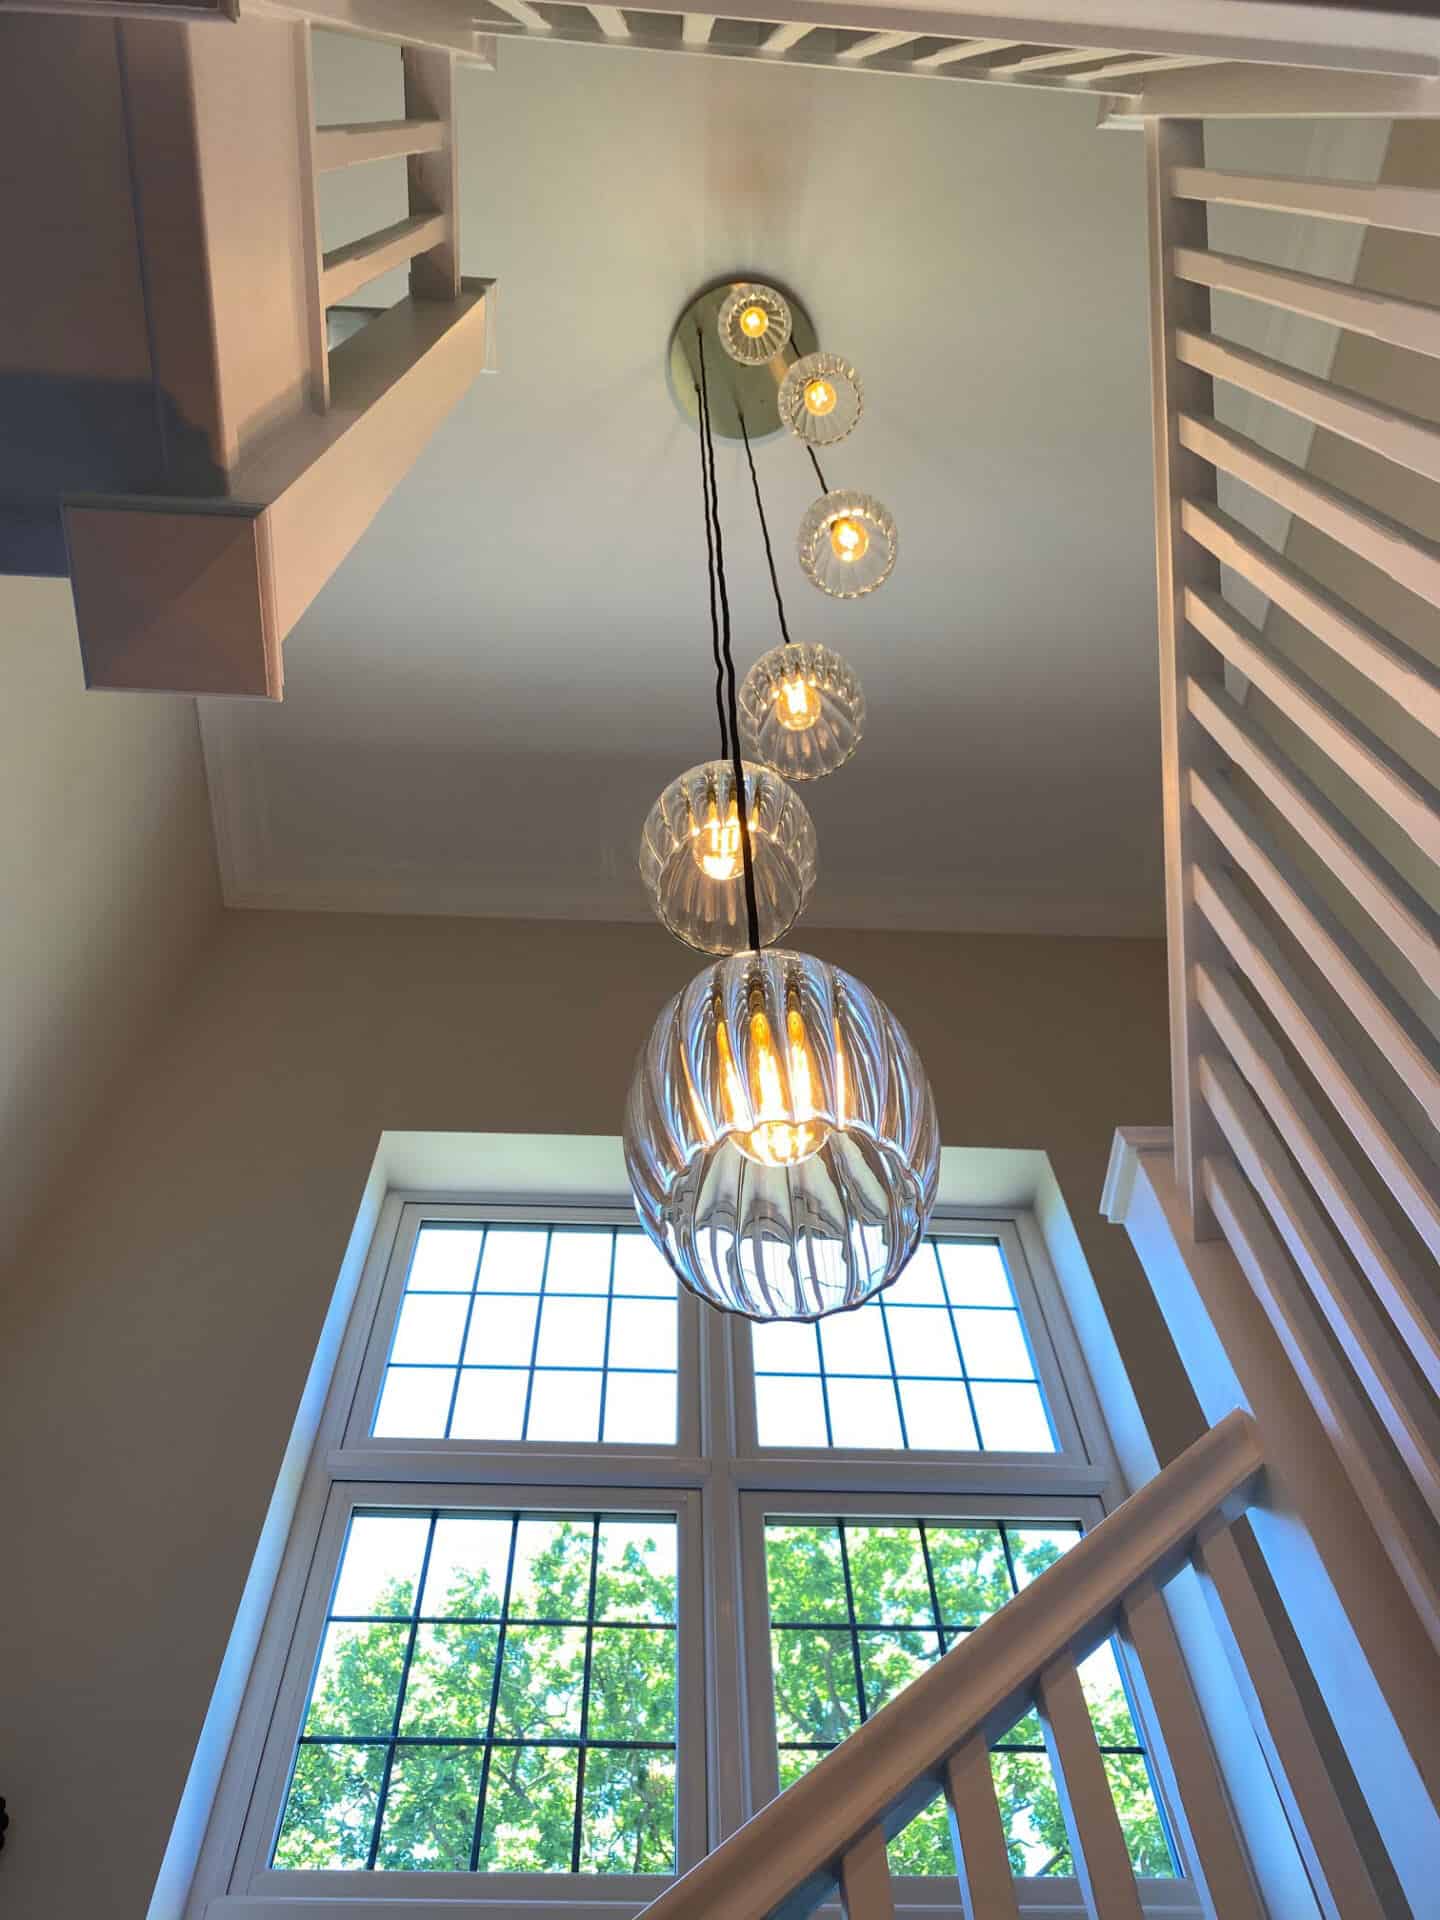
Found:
[0,575,221,1259]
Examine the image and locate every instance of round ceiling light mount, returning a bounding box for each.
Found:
[778,351,863,448]
[798,488,897,598]
[624,947,940,1319]
[639,759,817,955]
[668,278,817,442]
[739,641,865,782]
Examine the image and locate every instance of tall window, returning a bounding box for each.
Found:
[196,1200,1194,1919]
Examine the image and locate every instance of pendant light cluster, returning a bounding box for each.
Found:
[623,282,939,1324]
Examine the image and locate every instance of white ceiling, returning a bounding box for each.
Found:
[202,32,1173,935]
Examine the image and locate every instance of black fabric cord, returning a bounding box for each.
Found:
[737,405,793,648]
[694,344,728,759]
[805,444,830,495]
[696,330,761,953]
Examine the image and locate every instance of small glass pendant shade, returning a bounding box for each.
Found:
[798,489,897,598]
[624,948,940,1319]
[639,760,816,955]
[718,283,792,365]
[739,642,865,781]
[778,352,863,448]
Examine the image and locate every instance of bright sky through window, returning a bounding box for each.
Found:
[751,1240,1056,1451]
[373,1226,678,1445]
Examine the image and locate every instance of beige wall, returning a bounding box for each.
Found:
[0,575,220,1259]
[0,906,1185,1919]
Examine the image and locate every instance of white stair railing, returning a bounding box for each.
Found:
[638,1412,1263,1920]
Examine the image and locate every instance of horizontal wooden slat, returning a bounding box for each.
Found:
[911,36,1019,69]
[1177,330,1440,484]
[680,12,712,44]
[1067,52,1215,83]
[486,0,551,27]
[313,117,444,170]
[321,212,447,306]
[1202,1051,1440,1530]
[944,1737,1021,1920]
[1186,674,1440,994]
[1181,502,1440,730]
[1191,771,1440,1128]
[1194,865,1440,1257]
[761,21,810,52]
[1198,960,1440,1403]
[1172,247,1440,359]
[1172,165,1440,234]
[1179,413,1440,610]
[1037,1655,1145,1920]
[985,45,1108,75]
[1184,588,1440,861]
[838,28,919,61]
[587,3,628,34]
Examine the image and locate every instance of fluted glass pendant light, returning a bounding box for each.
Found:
[624,298,938,1320]
[740,641,865,781]
[778,351,863,447]
[625,948,940,1318]
[640,758,816,953]
[717,282,792,365]
[798,487,897,598]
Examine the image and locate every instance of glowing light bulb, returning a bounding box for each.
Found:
[803,377,838,418]
[830,515,870,564]
[775,671,822,733]
[739,304,770,339]
[729,995,831,1168]
[693,797,743,881]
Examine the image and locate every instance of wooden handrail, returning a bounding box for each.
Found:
[638,1413,1262,1920]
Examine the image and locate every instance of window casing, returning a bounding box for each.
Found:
[192,1198,1201,1919]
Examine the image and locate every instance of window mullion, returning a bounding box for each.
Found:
[570,1516,604,1871]
[468,1512,522,1871]
[364,1510,439,1870]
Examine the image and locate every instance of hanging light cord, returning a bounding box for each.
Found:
[737,406,793,648]
[696,328,761,954]
[694,353,728,757]
[806,443,830,494]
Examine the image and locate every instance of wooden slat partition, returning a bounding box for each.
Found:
[910,37,1019,69]
[320,211,447,305]
[401,47,460,300]
[313,116,445,168]
[838,29,918,61]
[1172,247,1440,357]
[1036,1656,1144,1920]
[837,1826,894,1919]
[1170,166,1440,234]
[942,1737,1021,1920]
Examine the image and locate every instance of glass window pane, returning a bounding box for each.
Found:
[449,1369,527,1441]
[844,1525,933,1625]
[881,1245,945,1306]
[476,1744,578,1871]
[304,1622,408,1735]
[408,1227,484,1292]
[1103,1751,1176,1877]
[926,1526,1012,1624]
[274,1743,385,1868]
[771,1627,859,1744]
[1079,1643,1141,1747]
[887,1794,953,1876]
[818,1304,889,1376]
[332,1515,429,1617]
[952,1307,1035,1380]
[421,1517,513,1618]
[897,1379,978,1452]
[751,1318,820,1375]
[535,1296,607,1369]
[509,1517,593,1619]
[755,1375,828,1447]
[476,1229,547,1293]
[602,1372,676,1446]
[546,1228,614,1293]
[463,1295,538,1367]
[493,1625,588,1738]
[612,1233,676,1296]
[607,1298,677,1371]
[766,1523,847,1623]
[937,1241,1014,1307]
[525,1369,602,1442]
[857,1628,941,1713]
[390,1293,469,1364]
[373,1367,451,1440]
[376,1743,485,1870]
[989,1747,1072,1876]
[882,1305,961,1378]
[596,1519,677,1623]
[1008,1525,1081,1590]
[580,1749,675,1872]
[970,1381,1055,1452]
[401,1624,500,1736]
[826,1377,903,1449]
[588,1627,677,1741]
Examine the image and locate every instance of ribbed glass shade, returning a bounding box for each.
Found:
[639,760,816,955]
[717,283,792,365]
[739,642,865,782]
[797,489,897,599]
[624,949,940,1319]
[778,352,863,447]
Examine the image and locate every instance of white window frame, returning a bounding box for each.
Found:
[186,1189,1197,1920]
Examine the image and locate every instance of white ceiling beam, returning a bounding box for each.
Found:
[838,27,922,61]
[910,36,1019,69]
[586,3,629,34]
[984,44,1109,75]
[761,20,810,51]
[1063,52,1215,84]
[681,11,713,42]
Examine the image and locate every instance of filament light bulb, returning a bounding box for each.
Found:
[776,671,822,732]
[739,304,770,339]
[693,797,743,881]
[830,515,869,564]
[803,377,838,417]
[727,996,831,1168]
